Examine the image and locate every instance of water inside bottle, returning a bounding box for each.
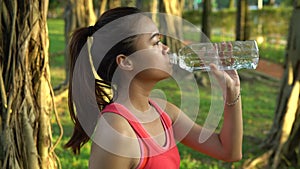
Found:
[170,41,259,72]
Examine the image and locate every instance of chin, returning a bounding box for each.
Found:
[133,68,169,82]
[157,69,172,81]
[147,68,173,81]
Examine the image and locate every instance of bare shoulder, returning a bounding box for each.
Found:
[100,112,137,137]
[89,112,140,169]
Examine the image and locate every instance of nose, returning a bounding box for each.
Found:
[162,43,169,55]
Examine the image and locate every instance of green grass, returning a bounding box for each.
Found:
[48,18,65,55]
[48,18,66,87]
[49,18,281,169]
[258,43,285,64]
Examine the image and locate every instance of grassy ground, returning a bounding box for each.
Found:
[48,18,281,169]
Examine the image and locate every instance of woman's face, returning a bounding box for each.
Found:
[128,18,173,82]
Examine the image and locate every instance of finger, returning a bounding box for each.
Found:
[209,63,228,89]
[227,42,232,51]
[227,42,234,65]
[221,42,229,66]
[224,69,238,76]
[210,63,224,77]
[211,63,238,80]
[219,42,226,58]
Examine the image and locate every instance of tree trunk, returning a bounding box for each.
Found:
[100,0,130,16]
[109,0,121,8]
[0,0,59,168]
[267,0,276,6]
[57,0,96,94]
[162,0,185,52]
[244,1,300,168]
[122,0,136,7]
[99,0,108,15]
[136,0,143,9]
[147,0,159,25]
[202,0,212,41]
[236,0,250,41]
[229,0,235,9]
[151,0,159,15]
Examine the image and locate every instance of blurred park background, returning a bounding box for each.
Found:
[1,0,299,169]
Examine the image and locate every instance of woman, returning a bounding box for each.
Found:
[65,7,242,169]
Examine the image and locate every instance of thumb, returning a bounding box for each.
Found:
[209,63,227,88]
[209,63,223,77]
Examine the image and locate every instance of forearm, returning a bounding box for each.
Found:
[219,89,243,161]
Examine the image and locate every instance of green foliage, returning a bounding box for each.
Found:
[249,6,292,36]
[49,0,66,10]
[280,0,294,6]
[48,1,65,18]
[183,7,292,36]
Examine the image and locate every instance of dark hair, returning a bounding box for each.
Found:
[64,7,141,154]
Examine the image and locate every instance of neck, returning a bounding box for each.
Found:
[116,78,157,112]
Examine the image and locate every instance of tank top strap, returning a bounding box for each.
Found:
[101,100,173,137]
[101,103,150,169]
[101,103,149,139]
[148,99,173,128]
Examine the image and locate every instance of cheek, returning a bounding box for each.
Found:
[130,49,171,73]
[131,49,158,64]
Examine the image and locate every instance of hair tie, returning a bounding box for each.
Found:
[88,26,95,36]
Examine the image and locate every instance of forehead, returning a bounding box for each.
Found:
[133,15,158,34]
[129,16,159,43]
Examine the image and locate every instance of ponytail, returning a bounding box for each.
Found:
[64,7,142,155]
[64,27,91,154]
[64,27,114,154]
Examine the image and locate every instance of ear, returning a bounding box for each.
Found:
[116,54,133,71]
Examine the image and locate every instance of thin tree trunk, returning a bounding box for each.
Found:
[162,0,185,52]
[236,0,249,41]
[229,0,235,9]
[151,0,159,15]
[268,0,276,5]
[99,0,108,15]
[0,0,59,168]
[122,0,136,7]
[57,0,96,94]
[202,0,211,41]
[109,0,121,8]
[196,0,211,87]
[148,0,159,25]
[136,0,143,9]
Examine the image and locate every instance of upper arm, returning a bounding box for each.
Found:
[88,113,140,169]
[160,100,227,160]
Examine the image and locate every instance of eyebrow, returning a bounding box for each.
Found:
[149,33,160,40]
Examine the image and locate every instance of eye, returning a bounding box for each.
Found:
[154,40,161,46]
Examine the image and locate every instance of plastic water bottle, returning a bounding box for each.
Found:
[169,40,259,72]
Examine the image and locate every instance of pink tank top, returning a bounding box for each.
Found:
[101,100,180,169]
